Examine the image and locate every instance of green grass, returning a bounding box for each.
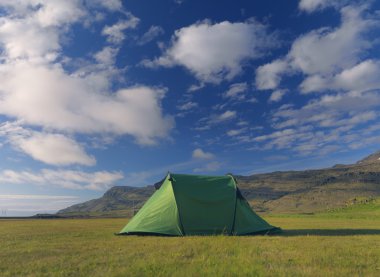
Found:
[320,197,380,218]
[1,205,379,277]
[268,197,380,219]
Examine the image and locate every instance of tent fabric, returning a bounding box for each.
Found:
[119,173,279,236]
[119,175,183,236]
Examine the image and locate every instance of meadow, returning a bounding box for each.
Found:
[0,202,379,277]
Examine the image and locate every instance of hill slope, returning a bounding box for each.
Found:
[58,152,380,216]
[59,186,155,217]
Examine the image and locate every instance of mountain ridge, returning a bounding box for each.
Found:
[58,152,380,216]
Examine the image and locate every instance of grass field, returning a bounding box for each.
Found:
[1,202,379,277]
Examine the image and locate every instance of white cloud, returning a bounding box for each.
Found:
[94,46,118,65]
[193,161,221,172]
[254,2,380,156]
[145,20,277,83]
[0,18,59,60]
[247,97,259,104]
[196,110,237,130]
[251,123,379,156]
[177,101,198,111]
[301,59,380,93]
[192,148,214,159]
[223,82,248,100]
[253,128,295,143]
[35,1,86,27]
[269,89,287,103]
[215,110,237,122]
[237,121,249,126]
[298,74,326,93]
[256,5,378,92]
[138,25,165,45]
[187,83,205,92]
[0,1,173,153]
[298,0,345,13]
[88,0,123,11]
[272,90,380,130]
[227,129,245,136]
[251,89,380,155]
[0,122,95,166]
[253,3,380,156]
[289,6,372,76]
[0,62,174,145]
[18,133,95,166]
[255,59,288,90]
[0,169,123,191]
[0,0,85,26]
[334,60,380,91]
[102,16,140,44]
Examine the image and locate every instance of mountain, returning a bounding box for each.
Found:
[58,186,155,217]
[356,150,380,165]
[58,152,380,216]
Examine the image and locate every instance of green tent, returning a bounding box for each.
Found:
[119,173,279,236]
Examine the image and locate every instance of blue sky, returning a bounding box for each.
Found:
[1,0,380,215]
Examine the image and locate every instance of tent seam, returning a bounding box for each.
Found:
[169,175,186,236]
[229,175,238,235]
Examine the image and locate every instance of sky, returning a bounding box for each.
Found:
[0,0,380,216]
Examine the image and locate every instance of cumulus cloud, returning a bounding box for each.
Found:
[18,133,95,166]
[256,5,378,92]
[0,122,95,166]
[301,59,380,93]
[192,148,214,159]
[94,46,118,65]
[102,16,139,44]
[250,2,380,156]
[0,18,59,60]
[298,0,347,13]
[0,169,123,191]
[0,62,174,145]
[88,0,123,11]
[144,20,277,83]
[0,0,85,27]
[269,89,287,103]
[334,60,380,91]
[289,6,372,76]
[0,1,174,156]
[255,59,288,90]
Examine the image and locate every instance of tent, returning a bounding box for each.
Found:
[119,173,279,236]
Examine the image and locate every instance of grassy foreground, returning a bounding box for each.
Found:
[0,207,379,276]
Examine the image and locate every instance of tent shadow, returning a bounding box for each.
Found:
[274,229,380,236]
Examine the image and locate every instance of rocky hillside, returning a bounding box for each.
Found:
[356,150,380,165]
[59,186,155,216]
[58,152,380,216]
